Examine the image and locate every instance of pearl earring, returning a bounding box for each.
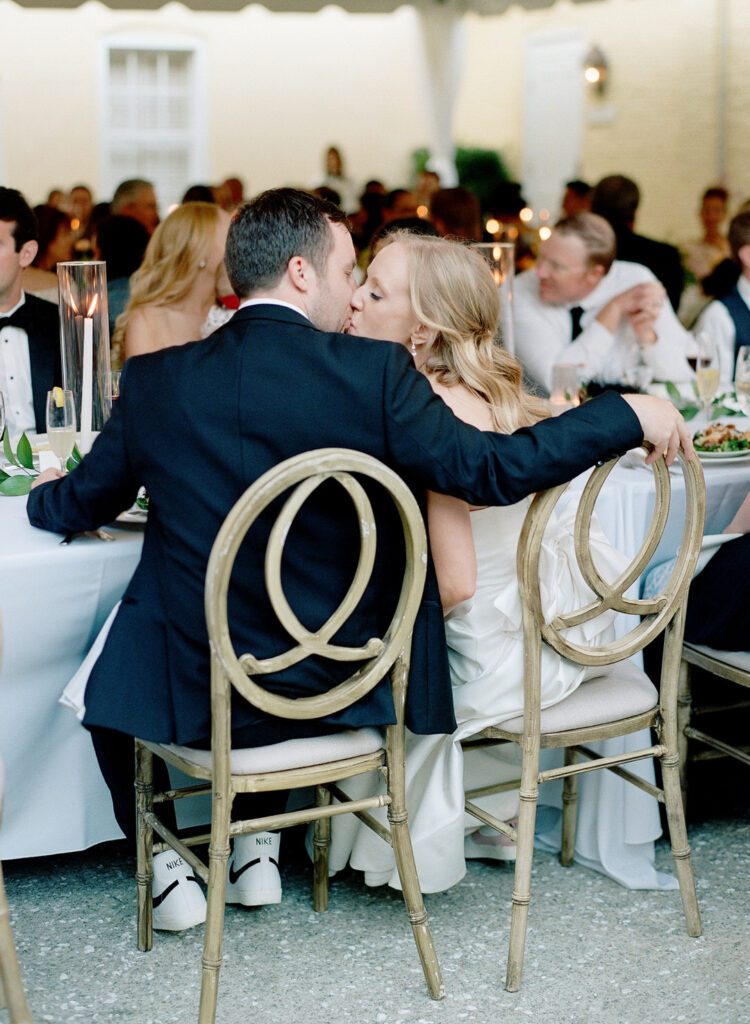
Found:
[410,339,417,358]
[198,259,207,269]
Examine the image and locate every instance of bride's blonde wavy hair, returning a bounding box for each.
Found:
[384,232,548,433]
[113,202,224,353]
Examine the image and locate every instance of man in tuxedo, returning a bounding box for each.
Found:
[0,188,62,435]
[28,188,691,927]
[591,175,685,311]
[514,213,693,394]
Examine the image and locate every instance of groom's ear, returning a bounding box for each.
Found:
[286,255,313,293]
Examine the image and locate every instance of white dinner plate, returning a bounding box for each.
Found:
[696,448,750,462]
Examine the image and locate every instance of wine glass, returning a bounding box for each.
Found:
[549,364,581,415]
[694,332,720,423]
[45,389,76,471]
[735,346,750,417]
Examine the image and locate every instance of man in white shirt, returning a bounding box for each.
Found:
[694,211,750,382]
[0,188,61,436]
[514,213,694,394]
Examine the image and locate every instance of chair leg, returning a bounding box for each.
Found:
[135,741,155,952]
[505,786,539,992]
[313,785,332,913]
[199,805,231,1024]
[677,659,692,813]
[0,862,32,1023]
[661,751,702,938]
[389,808,445,1001]
[560,748,578,868]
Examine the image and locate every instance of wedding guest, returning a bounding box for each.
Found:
[222,176,245,209]
[46,188,64,209]
[318,144,359,213]
[182,184,216,204]
[22,206,74,300]
[0,188,61,435]
[513,213,694,394]
[679,187,731,327]
[683,187,730,283]
[27,189,690,929]
[592,174,684,311]
[430,187,482,242]
[561,179,592,218]
[381,189,418,224]
[693,211,750,382]
[111,178,160,236]
[113,202,231,361]
[96,214,150,340]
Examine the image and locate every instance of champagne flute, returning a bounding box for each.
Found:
[46,388,76,471]
[735,346,750,417]
[694,332,720,423]
[549,364,581,415]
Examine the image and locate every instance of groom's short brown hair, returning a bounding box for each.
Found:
[226,187,348,298]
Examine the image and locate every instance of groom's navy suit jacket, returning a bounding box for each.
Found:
[27,304,642,745]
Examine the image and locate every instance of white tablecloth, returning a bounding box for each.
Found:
[0,496,143,859]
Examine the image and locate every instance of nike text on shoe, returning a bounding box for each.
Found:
[152,850,207,931]
[225,830,282,907]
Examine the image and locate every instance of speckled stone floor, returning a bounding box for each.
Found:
[4,791,749,1024]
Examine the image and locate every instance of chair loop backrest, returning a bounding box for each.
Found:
[205,448,427,720]
[517,449,706,668]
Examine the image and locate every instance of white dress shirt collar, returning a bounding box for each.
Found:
[0,290,26,319]
[239,297,310,321]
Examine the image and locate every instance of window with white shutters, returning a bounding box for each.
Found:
[101,40,206,211]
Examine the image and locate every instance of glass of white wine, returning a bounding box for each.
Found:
[46,388,76,471]
[694,332,720,423]
[735,346,750,417]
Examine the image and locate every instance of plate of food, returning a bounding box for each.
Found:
[693,422,750,461]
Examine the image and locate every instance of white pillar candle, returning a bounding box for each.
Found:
[80,307,94,454]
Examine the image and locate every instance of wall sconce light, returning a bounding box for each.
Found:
[583,45,609,95]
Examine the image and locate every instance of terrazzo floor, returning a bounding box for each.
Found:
[4,793,749,1024]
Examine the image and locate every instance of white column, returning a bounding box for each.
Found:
[415,0,467,188]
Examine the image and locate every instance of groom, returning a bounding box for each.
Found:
[28,188,692,925]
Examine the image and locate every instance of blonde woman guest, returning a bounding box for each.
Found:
[113,202,231,363]
[328,233,668,893]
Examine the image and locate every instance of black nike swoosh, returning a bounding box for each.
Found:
[228,857,279,885]
[152,874,199,908]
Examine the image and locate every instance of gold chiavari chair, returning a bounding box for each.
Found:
[134,449,444,1024]
[461,449,706,991]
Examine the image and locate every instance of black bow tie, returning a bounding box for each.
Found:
[0,301,33,333]
[569,305,585,341]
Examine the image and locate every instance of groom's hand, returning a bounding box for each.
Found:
[622,394,695,466]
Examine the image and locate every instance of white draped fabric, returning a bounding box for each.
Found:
[0,496,142,859]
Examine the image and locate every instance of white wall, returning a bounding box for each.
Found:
[0,0,748,243]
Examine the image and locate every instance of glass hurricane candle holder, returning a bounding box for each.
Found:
[472,242,515,355]
[57,261,111,454]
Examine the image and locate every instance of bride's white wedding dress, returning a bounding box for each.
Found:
[325,497,677,893]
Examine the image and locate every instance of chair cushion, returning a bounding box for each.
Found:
[500,659,658,734]
[162,727,384,776]
[684,643,750,675]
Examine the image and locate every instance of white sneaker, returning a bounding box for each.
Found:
[152,850,207,931]
[225,831,282,907]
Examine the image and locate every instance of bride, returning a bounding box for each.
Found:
[326,231,671,893]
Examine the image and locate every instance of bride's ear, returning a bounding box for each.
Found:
[410,323,437,351]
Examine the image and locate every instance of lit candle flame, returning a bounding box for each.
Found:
[87,295,99,317]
